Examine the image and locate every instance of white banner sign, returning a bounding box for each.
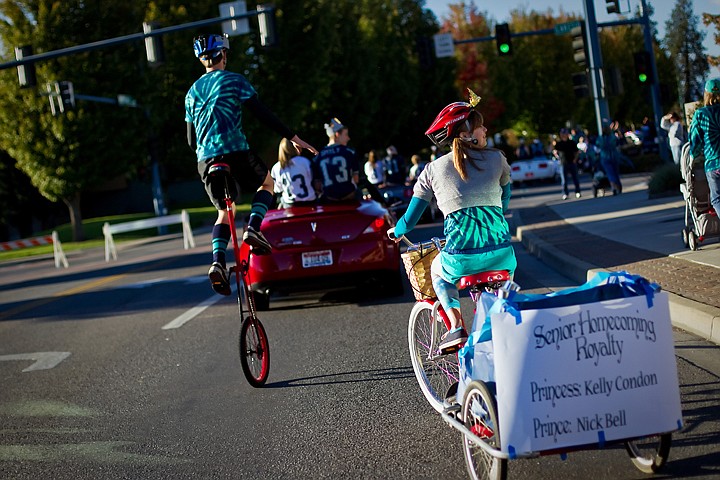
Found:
[491,292,682,455]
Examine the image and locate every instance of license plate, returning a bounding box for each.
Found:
[302,250,333,268]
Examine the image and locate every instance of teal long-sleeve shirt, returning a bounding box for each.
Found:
[689,104,720,172]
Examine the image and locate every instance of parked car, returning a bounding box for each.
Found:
[247,200,403,310]
[510,155,560,185]
[619,131,643,157]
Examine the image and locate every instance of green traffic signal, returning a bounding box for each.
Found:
[638,73,648,83]
[495,23,512,56]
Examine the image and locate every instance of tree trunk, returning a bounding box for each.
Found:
[62,193,84,242]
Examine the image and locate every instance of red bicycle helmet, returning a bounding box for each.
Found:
[425,89,482,147]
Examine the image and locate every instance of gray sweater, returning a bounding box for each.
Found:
[413,148,511,216]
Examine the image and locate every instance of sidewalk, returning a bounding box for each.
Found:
[513,178,720,345]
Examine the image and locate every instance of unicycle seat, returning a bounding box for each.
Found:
[206,162,238,203]
[458,270,511,291]
[207,162,232,178]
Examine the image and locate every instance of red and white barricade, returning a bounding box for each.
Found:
[0,231,69,268]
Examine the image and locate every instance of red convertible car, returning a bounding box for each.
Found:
[246,200,403,310]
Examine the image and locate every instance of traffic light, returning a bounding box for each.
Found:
[257,4,278,47]
[633,50,653,84]
[58,81,75,112]
[416,35,434,69]
[495,23,512,56]
[143,22,165,66]
[570,25,587,66]
[49,81,75,116]
[15,45,37,88]
[606,0,621,14]
[572,72,590,98]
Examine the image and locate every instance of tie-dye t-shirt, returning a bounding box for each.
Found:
[185,69,257,161]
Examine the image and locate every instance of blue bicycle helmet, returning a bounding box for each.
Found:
[193,33,230,59]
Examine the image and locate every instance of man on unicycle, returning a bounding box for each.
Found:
[185,33,317,296]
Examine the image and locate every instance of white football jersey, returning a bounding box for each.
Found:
[271,156,317,205]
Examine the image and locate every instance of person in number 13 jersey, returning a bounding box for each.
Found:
[312,118,359,202]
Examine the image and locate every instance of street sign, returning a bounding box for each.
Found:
[219,1,250,37]
[554,20,581,35]
[433,33,455,58]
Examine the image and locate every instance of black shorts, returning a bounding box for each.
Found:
[198,151,269,210]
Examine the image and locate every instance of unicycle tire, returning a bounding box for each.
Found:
[239,316,270,387]
[462,380,507,480]
[625,433,672,474]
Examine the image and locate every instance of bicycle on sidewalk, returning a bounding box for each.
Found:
[207,163,270,387]
[396,235,511,414]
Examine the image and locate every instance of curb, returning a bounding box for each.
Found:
[515,221,720,346]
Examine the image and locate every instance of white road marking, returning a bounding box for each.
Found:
[124,278,167,288]
[162,289,232,330]
[0,352,71,372]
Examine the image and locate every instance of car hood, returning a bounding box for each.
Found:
[260,201,390,248]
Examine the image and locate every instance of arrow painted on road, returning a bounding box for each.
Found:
[0,352,71,372]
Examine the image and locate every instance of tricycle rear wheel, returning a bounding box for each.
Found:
[462,380,507,480]
[625,433,671,473]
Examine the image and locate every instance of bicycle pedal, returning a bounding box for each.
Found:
[443,403,461,417]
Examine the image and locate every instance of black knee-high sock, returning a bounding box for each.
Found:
[248,190,274,231]
[211,223,231,266]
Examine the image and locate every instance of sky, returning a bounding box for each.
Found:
[424,0,720,77]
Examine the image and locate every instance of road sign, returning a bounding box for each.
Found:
[433,33,455,58]
[219,1,250,37]
[554,20,581,36]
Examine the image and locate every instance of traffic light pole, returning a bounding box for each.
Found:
[0,6,276,71]
[640,0,668,161]
[582,0,611,135]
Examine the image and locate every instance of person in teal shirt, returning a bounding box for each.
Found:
[186,34,316,296]
[689,78,720,215]
[389,90,516,353]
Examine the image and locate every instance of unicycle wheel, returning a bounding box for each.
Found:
[239,316,270,387]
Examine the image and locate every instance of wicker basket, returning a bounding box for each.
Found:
[401,238,446,301]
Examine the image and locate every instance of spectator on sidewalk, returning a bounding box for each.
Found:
[406,154,426,184]
[689,78,720,215]
[553,128,582,200]
[515,137,532,160]
[596,125,623,195]
[661,112,686,165]
[364,150,385,186]
[383,145,406,185]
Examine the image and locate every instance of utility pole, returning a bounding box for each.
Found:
[582,0,611,135]
[640,0,669,162]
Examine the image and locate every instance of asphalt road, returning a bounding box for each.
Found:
[1,174,718,479]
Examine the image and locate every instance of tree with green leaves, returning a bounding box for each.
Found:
[664,0,710,103]
[0,1,154,241]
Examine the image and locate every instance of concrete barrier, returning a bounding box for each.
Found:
[103,210,195,262]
